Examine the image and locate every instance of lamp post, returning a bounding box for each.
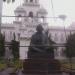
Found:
[59,15,73,75]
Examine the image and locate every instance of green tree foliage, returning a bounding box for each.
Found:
[11,40,19,59]
[0,33,5,58]
[65,33,75,58]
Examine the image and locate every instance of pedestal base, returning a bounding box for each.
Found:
[23,59,62,74]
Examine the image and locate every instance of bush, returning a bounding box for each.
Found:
[65,33,75,58]
[0,34,5,58]
[0,60,7,71]
[10,40,19,59]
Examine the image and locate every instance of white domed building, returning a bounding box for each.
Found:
[1,0,48,60]
[2,0,74,60]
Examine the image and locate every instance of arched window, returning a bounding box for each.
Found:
[18,14,22,17]
[54,33,58,41]
[18,14,22,21]
[26,0,28,2]
[39,16,44,23]
[35,0,37,3]
[13,32,16,40]
[29,12,33,17]
[60,34,64,42]
[18,33,20,41]
[30,0,33,2]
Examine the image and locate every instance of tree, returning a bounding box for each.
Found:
[10,40,19,59]
[65,33,75,58]
[0,33,5,58]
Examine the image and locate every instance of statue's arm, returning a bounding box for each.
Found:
[30,43,44,53]
[30,34,45,53]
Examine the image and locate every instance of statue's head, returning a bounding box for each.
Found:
[36,24,43,32]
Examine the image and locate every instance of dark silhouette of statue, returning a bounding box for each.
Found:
[23,24,61,74]
[28,24,54,59]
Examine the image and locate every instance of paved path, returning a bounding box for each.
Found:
[0,68,24,75]
[0,68,69,75]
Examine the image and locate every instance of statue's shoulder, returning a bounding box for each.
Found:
[31,33,38,38]
[31,33,37,41]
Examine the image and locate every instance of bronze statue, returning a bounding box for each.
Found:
[28,24,54,59]
[23,24,61,74]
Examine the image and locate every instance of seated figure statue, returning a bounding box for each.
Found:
[23,25,61,74]
[28,24,50,59]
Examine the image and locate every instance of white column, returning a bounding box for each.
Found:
[19,40,28,60]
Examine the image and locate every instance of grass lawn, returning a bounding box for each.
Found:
[0,60,7,71]
[0,59,23,71]
[60,59,75,72]
[0,59,75,72]
[13,60,23,69]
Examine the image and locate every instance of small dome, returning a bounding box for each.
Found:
[38,7,47,14]
[14,6,25,13]
[69,22,75,29]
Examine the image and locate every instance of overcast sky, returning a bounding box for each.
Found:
[2,0,75,27]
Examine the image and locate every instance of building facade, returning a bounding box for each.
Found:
[1,0,75,60]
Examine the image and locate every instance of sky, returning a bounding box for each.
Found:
[2,0,75,27]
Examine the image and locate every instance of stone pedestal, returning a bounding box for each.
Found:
[23,59,62,75]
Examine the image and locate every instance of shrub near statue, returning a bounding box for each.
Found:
[23,24,61,74]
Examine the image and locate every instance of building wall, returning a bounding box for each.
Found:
[1,0,75,60]
[1,23,75,60]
